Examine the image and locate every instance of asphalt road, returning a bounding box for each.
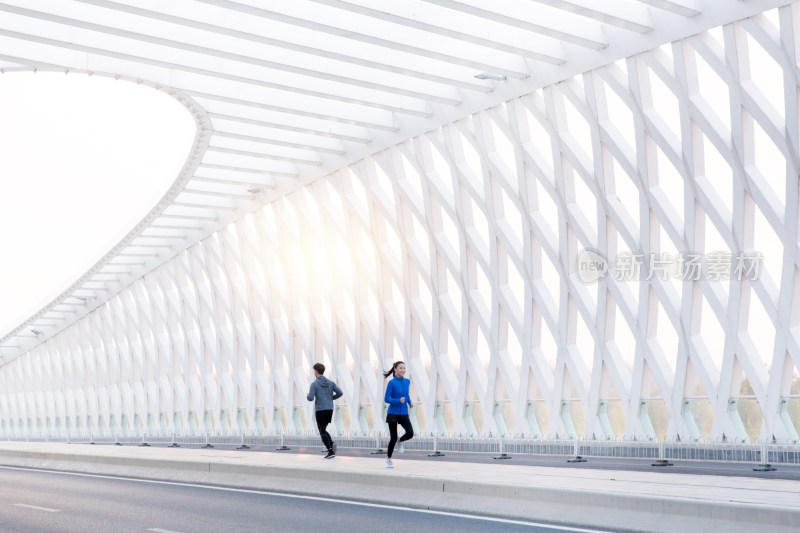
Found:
[0,466,614,533]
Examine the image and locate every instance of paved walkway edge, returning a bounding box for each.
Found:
[0,447,797,533]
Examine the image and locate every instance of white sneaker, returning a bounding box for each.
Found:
[385,459,394,468]
[397,443,405,454]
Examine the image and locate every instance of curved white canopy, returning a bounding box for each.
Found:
[0,71,196,337]
[0,0,789,363]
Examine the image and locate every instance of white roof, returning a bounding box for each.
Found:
[0,0,787,362]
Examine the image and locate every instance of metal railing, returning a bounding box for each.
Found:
[3,429,799,466]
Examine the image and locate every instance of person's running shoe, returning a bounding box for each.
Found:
[324,450,336,459]
[384,459,394,468]
[332,442,338,455]
[397,443,405,454]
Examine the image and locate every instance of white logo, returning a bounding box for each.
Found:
[577,249,608,284]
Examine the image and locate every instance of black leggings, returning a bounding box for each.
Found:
[315,409,334,451]
[386,414,414,458]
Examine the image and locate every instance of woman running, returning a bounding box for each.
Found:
[383,360,414,468]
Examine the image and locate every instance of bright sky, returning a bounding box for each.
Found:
[0,71,196,337]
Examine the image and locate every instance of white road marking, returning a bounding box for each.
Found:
[0,465,613,532]
[12,503,59,512]
[147,529,184,533]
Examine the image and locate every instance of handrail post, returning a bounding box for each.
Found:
[202,429,214,448]
[493,434,510,460]
[567,437,586,462]
[429,432,445,457]
[651,441,673,466]
[753,442,776,471]
[276,429,290,450]
[370,431,384,454]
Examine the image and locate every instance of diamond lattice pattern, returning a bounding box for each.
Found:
[2,8,800,444]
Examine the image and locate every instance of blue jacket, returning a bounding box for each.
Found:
[384,376,411,415]
[307,376,343,411]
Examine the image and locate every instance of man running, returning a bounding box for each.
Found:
[307,363,344,459]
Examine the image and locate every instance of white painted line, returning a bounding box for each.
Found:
[0,466,612,532]
[147,528,184,533]
[12,503,59,512]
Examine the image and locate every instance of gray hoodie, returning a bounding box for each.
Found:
[307,376,343,411]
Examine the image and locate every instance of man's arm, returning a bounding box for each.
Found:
[332,382,344,400]
[306,382,316,402]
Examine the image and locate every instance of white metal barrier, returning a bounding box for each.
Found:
[4,431,799,465]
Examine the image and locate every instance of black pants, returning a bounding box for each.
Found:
[386,414,414,458]
[315,409,333,451]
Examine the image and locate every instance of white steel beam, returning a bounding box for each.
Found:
[195,0,532,78]
[532,0,654,33]
[639,0,701,17]
[423,0,609,49]
[306,0,567,63]
[0,27,433,118]
[0,4,465,105]
[76,0,495,91]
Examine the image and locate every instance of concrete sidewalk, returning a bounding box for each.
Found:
[0,441,796,533]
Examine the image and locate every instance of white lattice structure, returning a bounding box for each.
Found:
[1,1,800,444]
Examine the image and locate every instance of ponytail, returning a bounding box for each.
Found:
[383,360,405,379]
